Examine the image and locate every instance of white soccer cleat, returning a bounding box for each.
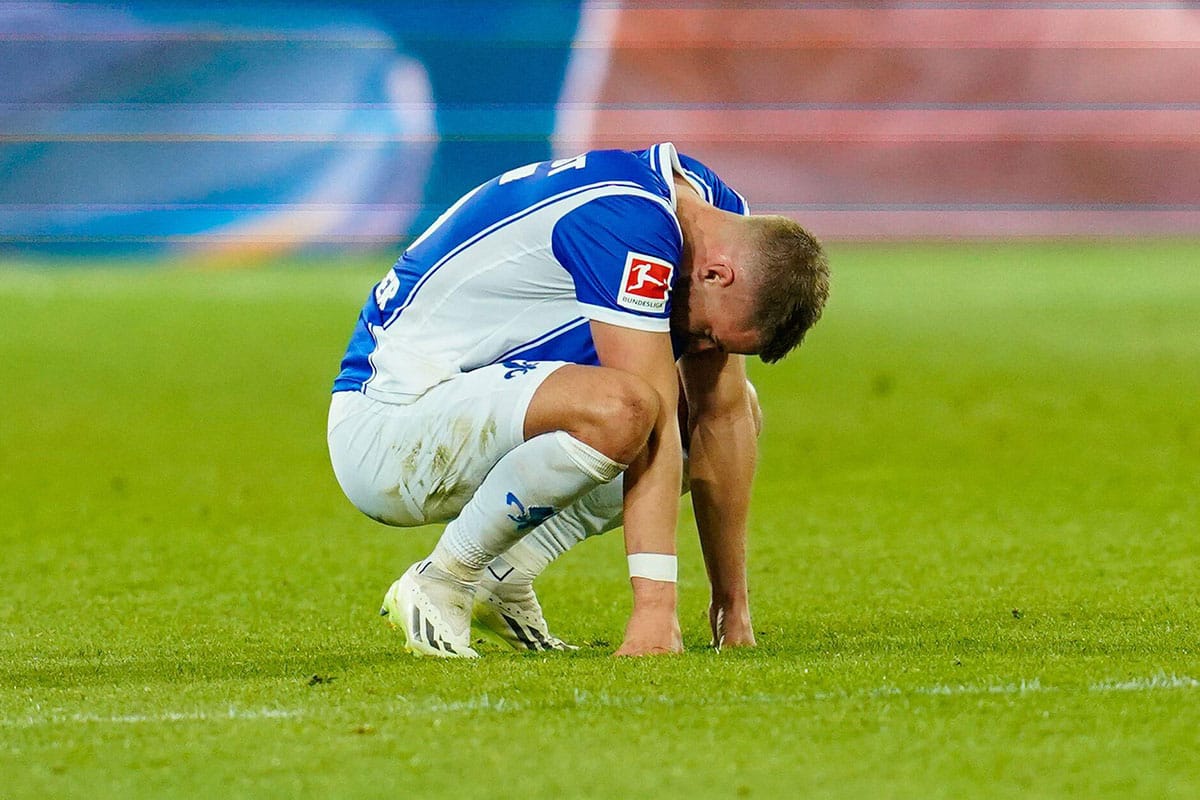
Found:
[473,564,578,652]
[379,560,479,659]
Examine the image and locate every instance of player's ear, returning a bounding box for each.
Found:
[701,262,735,287]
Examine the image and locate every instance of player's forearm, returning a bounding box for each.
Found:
[589,319,685,654]
[623,371,684,634]
[622,404,684,575]
[615,394,685,655]
[689,405,757,603]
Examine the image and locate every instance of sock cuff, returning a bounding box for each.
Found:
[434,522,493,578]
[553,430,626,483]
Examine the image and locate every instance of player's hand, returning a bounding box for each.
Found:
[709,598,756,651]
[614,578,684,656]
[615,609,684,656]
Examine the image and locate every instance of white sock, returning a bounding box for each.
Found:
[492,451,688,584]
[494,476,625,582]
[431,431,624,582]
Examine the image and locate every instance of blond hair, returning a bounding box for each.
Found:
[746,216,830,363]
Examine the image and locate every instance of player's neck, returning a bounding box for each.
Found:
[675,188,723,271]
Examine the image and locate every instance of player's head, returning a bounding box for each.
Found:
[675,213,829,362]
[741,215,829,362]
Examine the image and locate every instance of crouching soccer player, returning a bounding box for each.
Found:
[327,143,829,657]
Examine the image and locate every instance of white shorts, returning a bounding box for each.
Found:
[327,360,568,527]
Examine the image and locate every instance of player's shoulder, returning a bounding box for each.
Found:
[542,143,734,216]
[673,150,750,216]
[581,145,674,199]
[551,144,686,248]
[608,141,749,216]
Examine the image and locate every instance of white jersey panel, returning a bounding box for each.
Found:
[361,184,674,404]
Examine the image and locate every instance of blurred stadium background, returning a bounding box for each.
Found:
[3,0,1198,253]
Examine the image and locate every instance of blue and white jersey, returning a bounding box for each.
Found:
[333,142,749,403]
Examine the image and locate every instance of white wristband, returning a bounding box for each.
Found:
[627,553,677,583]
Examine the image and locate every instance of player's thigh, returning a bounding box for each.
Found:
[328,360,568,526]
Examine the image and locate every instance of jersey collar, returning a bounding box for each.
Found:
[651,142,706,210]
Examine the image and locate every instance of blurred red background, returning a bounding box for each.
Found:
[556,3,1200,238]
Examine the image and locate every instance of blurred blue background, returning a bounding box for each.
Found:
[1,1,582,252]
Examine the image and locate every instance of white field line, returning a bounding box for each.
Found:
[405,672,1199,715]
[4,673,1196,728]
[1089,673,1200,692]
[1,706,301,729]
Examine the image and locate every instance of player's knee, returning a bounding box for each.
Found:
[590,373,659,464]
[527,365,660,464]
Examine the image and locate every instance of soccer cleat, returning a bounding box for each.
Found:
[379,560,480,659]
[472,564,578,652]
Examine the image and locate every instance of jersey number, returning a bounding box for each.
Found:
[374,270,400,309]
[498,154,587,185]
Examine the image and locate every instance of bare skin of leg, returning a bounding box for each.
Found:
[523,364,659,466]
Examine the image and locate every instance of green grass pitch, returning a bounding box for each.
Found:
[1,241,1198,798]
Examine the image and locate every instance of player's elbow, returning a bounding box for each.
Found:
[746,380,763,438]
[689,380,763,439]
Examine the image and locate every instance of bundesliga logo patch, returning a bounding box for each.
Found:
[617,252,674,313]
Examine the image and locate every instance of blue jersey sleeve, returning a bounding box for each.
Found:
[676,152,750,216]
[550,193,683,332]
